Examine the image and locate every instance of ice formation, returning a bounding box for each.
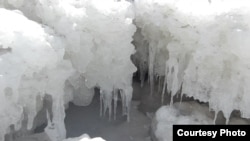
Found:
[0,7,74,140]
[1,0,250,140]
[134,0,250,123]
[0,0,136,140]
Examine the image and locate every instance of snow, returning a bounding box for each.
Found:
[0,0,136,140]
[153,102,213,141]
[0,8,73,141]
[153,102,250,141]
[14,132,105,141]
[135,0,250,122]
[1,0,250,141]
[64,134,105,141]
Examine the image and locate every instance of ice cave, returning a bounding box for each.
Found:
[0,0,250,141]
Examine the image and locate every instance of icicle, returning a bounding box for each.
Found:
[170,92,174,107]
[161,82,166,105]
[120,89,127,116]
[180,84,184,105]
[45,110,57,141]
[103,95,108,117]
[213,110,218,124]
[149,45,156,96]
[113,89,119,120]
[46,110,52,127]
[157,75,161,93]
[100,89,112,120]
[107,93,112,121]
[99,89,104,117]
[179,94,183,106]
[124,86,133,122]
[119,87,132,122]
[224,112,231,125]
[45,96,66,141]
[161,61,168,105]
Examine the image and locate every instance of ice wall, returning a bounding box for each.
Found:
[135,0,250,122]
[0,8,74,140]
[0,0,136,140]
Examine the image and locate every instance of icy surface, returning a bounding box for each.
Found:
[135,0,250,121]
[2,0,250,140]
[0,8,73,141]
[0,0,136,140]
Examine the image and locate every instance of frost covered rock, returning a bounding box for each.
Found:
[135,0,250,121]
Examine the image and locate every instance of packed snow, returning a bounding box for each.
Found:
[1,0,250,141]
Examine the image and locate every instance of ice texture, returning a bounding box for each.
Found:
[1,0,250,140]
[135,0,250,122]
[0,8,73,140]
[0,0,136,140]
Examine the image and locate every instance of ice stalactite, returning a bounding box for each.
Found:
[135,0,250,123]
[113,89,119,120]
[148,44,156,96]
[124,86,133,122]
[99,86,133,122]
[45,96,67,141]
[1,1,136,140]
[0,7,74,140]
[99,89,113,121]
[118,86,133,122]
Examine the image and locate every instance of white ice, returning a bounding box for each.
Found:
[1,0,250,141]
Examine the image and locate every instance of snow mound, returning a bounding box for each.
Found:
[154,102,214,141]
[64,134,105,141]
